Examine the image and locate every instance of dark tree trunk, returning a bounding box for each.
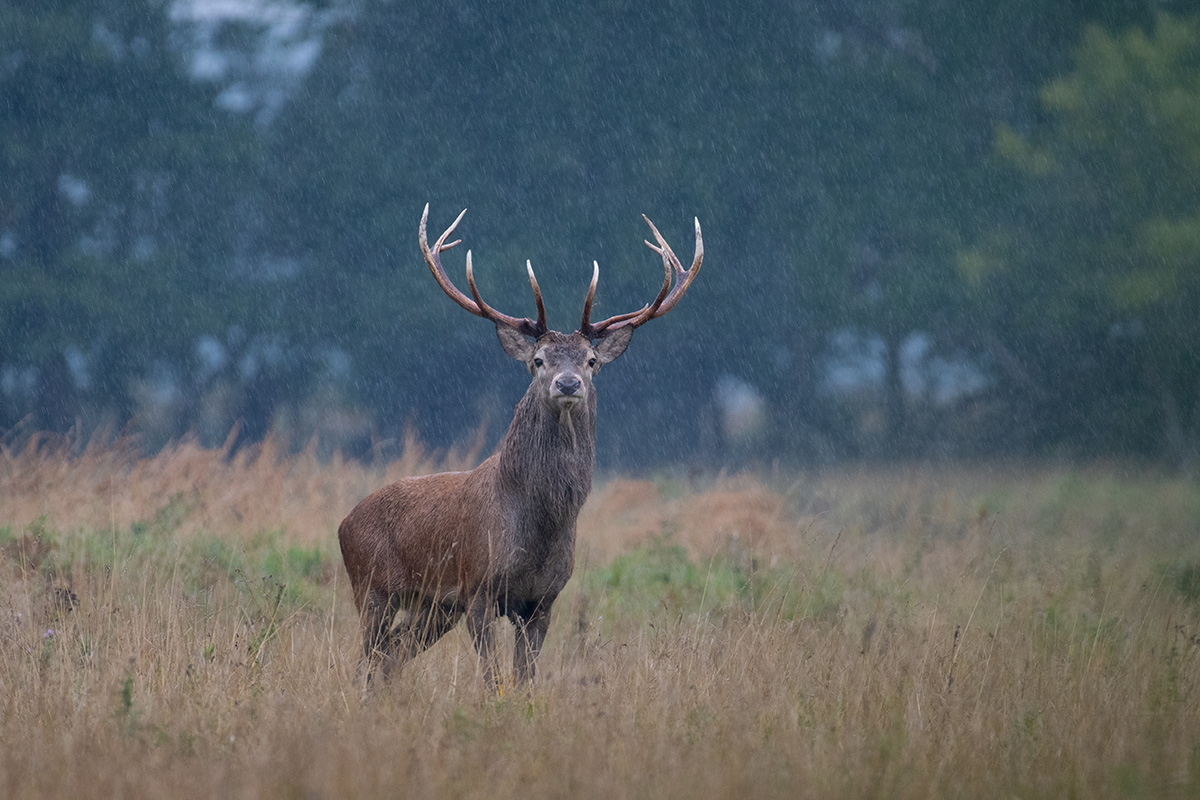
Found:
[1152,368,1199,478]
[882,330,907,458]
[36,351,76,432]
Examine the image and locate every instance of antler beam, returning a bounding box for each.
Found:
[419,204,547,338]
[578,215,703,339]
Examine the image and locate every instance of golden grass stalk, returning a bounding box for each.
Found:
[1,434,1198,798]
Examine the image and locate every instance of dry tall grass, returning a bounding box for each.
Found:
[2,435,1199,798]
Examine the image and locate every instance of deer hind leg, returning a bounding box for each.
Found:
[384,602,461,679]
[359,588,400,687]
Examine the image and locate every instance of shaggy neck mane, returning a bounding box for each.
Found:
[497,386,596,525]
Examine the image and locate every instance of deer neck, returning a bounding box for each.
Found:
[497,388,596,521]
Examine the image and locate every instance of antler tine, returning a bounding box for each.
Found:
[578,261,652,338]
[579,261,598,334]
[526,260,547,333]
[465,251,547,338]
[419,204,479,316]
[640,215,703,318]
[579,215,703,339]
[420,204,548,338]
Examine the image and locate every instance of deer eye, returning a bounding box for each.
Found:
[533,358,544,368]
[587,358,597,368]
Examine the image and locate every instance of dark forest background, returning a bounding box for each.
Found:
[4,0,1200,472]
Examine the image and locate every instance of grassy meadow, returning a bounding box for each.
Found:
[2,433,1200,798]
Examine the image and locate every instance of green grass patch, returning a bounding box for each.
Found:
[577,537,838,625]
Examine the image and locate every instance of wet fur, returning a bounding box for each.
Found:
[338,329,626,687]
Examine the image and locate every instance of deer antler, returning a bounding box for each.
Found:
[578,215,703,339]
[420,204,547,339]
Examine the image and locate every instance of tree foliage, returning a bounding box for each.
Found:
[0,0,258,437]
[965,12,1200,468]
[2,0,1197,468]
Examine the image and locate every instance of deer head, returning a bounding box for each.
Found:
[418,204,703,416]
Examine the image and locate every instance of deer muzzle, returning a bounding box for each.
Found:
[551,374,584,407]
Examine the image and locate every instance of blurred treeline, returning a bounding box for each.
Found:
[3,0,1199,471]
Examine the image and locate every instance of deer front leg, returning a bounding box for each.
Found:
[513,600,553,685]
[465,593,499,689]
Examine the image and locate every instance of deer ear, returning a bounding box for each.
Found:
[495,325,537,362]
[593,326,633,364]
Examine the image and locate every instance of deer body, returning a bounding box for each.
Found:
[339,206,701,686]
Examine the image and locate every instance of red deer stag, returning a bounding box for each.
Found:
[338,204,703,687]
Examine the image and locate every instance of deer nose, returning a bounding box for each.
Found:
[555,376,582,396]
